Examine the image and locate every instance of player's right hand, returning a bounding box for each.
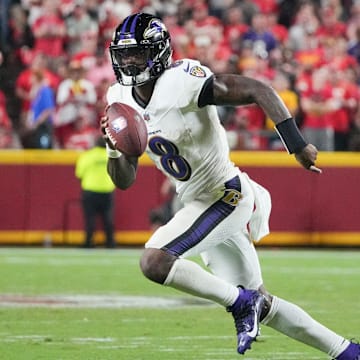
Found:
[295,144,322,173]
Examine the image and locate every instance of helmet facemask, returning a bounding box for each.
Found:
[110,46,153,85]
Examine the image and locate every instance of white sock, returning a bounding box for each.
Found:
[164,258,239,307]
[262,296,349,358]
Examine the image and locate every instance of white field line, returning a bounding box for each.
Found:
[1,256,137,266]
[0,294,215,308]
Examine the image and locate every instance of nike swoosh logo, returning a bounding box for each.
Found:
[247,305,259,338]
[183,62,190,72]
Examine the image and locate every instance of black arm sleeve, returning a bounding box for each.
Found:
[198,76,215,108]
[275,118,308,154]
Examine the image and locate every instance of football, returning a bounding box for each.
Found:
[105,102,148,157]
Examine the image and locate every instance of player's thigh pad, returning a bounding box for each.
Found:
[145,174,255,258]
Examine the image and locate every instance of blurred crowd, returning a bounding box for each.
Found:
[1,0,360,151]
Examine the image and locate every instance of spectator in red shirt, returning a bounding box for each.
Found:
[322,36,357,71]
[327,64,360,150]
[295,66,313,97]
[222,6,249,55]
[185,2,223,41]
[185,3,231,73]
[300,67,336,151]
[316,5,347,44]
[15,52,60,124]
[31,0,67,60]
[55,60,97,147]
[189,32,233,74]
[293,30,325,80]
[228,105,268,150]
[224,107,260,150]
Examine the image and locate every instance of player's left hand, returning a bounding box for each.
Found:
[295,144,322,173]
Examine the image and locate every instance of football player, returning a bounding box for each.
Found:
[101,13,359,359]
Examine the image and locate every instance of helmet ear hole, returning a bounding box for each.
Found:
[153,63,164,75]
[109,13,172,86]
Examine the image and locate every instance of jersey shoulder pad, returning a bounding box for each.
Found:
[168,59,213,80]
[162,59,213,108]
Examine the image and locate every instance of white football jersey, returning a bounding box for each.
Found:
[106,59,239,203]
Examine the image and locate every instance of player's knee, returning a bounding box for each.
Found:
[140,248,177,284]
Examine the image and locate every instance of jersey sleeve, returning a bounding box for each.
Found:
[172,59,214,111]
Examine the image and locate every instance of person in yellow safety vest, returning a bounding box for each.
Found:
[75,136,116,248]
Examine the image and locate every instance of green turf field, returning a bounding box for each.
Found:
[0,247,358,360]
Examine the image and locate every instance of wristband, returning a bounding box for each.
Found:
[106,143,122,158]
[275,118,308,154]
